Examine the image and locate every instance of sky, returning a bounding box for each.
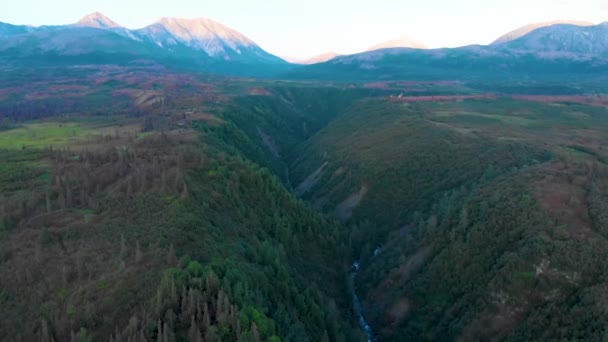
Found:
[1,0,607,58]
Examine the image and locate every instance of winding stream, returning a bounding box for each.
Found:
[351,261,374,341]
[283,158,374,340]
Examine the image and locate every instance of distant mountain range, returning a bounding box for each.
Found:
[496,22,608,56]
[1,15,607,79]
[367,35,427,50]
[283,52,342,65]
[286,21,608,81]
[0,22,34,36]
[0,12,286,75]
[491,20,596,45]
[285,36,427,65]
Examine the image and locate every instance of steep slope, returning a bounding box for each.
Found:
[0,80,365,341]
[75,12,122,29]
[358,162,608,341]
[290,99,545,237]
[492,20,595,45]
[74,12,139,40]
[499,22,608,56]
[288,96,608,340]
[0,14,288,75]
[135,17,284,64]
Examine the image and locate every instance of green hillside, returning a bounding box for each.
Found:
[287,96,608,340]
[0,83,372,341]
[2,69,608,341]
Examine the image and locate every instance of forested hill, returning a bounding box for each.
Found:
[187,86,608,340]
[2,69,608,341]
[0,77,377,341]
[286,96,608,340]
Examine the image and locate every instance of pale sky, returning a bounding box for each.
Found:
[1,0,606,58]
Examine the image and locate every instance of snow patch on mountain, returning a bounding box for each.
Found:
[500,23,608,56]
[492,20,595,45]
[136,17,257,57]
[76,12,122,29]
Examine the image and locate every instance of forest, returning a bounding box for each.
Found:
[1,66,608,341]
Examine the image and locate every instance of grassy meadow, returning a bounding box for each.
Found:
[0,122,87,150]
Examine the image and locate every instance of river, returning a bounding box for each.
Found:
[351,261,374,341]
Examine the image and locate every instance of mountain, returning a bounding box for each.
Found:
[0,22,33,37]
[135,17,283,63]
[74,12,140,41]
[492,20,595,45]
[304,52,341,63]
[0,13,288,75]
[0,27,163,59]
[285,43,608,82]
[283,52,342,64]
[367,35,427,51]
[499,22,608,56]
[286,22,608,82]
[75,12,122,29]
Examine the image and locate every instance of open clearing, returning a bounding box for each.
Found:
[0,122,88,150]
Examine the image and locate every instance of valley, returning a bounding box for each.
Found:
[2,66,608,341]
[1,9,608,342]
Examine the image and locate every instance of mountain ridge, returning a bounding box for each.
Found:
[0,12,287,72]
[285,21,608,81]
[132,16,282,62]
[499,22,608,56]
[492,20,596,45]
[2,14,608,79]
[367,35,427,51]
[283,52,342,64]
[76,12,122,29]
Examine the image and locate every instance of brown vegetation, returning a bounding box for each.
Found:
[513,95,608,109]
[534,162,595,240]
[389,94,497,102]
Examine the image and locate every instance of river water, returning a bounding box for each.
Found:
[351,261,374,341]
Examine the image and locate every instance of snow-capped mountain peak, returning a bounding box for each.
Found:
[491,20,595,45]
[76,12,122,29]
[155,17,254,46]
[497,22,608,56]
[135,17,258,57]
[0,13,286,66]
